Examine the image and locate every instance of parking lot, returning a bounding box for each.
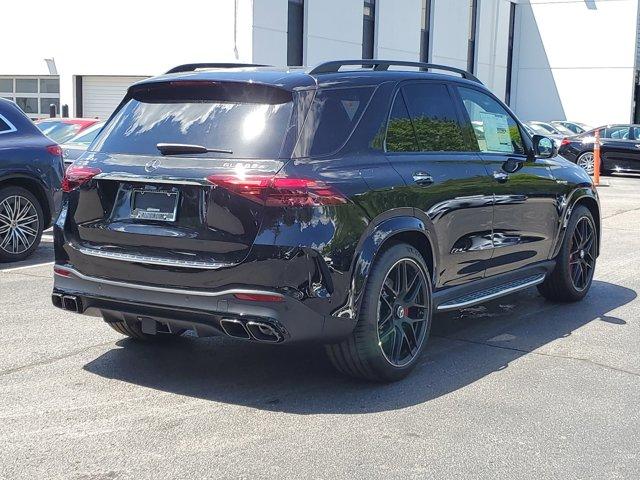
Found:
[1,175,639,479]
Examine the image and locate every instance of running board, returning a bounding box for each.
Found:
[436,274,546,311]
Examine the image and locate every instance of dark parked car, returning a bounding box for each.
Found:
[0,98,64,262]
[558,124,640,174]
[52,61,600,381]
[35,118,100,144]
[552,120,592,135]
[61,122,105,167]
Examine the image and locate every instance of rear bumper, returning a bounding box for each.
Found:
[52,265,355,344]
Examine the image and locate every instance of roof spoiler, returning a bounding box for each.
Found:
[308,60,482,84]
[165,63,270,74]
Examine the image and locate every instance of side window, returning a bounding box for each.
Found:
[604,126,630,140]
[0,114,16,134]
[632,127,640,140]
[401,83,467,152]
[385,91,419,152]
[458,87,524,155]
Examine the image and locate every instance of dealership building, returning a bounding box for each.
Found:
[2,0,639,126]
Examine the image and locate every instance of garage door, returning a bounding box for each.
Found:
[81,76,148,119]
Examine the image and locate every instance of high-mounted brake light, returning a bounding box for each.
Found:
[62,165,102,192]
[206,174,347,207]
[46,144,63,157]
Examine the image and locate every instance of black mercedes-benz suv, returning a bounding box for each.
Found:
[53,60,600,382]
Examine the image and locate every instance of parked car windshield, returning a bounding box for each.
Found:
[66,122,104,146]
[37,120,83,143]
[91,83,295,159]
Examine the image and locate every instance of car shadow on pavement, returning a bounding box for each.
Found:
[83,280,635,414]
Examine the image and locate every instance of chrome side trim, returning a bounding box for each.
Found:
[436,274,546,311]
[54,265,285,299]
[77,247,227,270]
[94,172,209,186]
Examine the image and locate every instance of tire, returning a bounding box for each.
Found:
[103,313,185,341]
[0,186,44,263]
[576,152,595,175]
[325,243,433,382]
[538,205,597,302]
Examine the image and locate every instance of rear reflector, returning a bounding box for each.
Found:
[62,165,102,192]
[46,144,63,157]
[233,293,284,303]
[206,174,347,207]
[53,266,71,277]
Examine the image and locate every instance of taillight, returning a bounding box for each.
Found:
[62,165,102,192]
[46,144,63,156]
[53,266,71,277]
[233,292,284,303]
[560,138,571,147]
[206,174,347,207]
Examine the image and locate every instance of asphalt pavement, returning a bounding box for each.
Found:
[1,176,639,479]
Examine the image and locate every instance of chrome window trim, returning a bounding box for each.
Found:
[0,113,17,135]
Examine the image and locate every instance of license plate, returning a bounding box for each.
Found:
[131,189,179,222]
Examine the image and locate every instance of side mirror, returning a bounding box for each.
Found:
[532,135,557,159]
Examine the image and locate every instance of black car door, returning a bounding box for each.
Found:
[455,85,561,278]
[601,126,640,172]
[384,82,494,288]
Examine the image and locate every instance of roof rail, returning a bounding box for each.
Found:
[165,63,270,74]
[308,60,482,84]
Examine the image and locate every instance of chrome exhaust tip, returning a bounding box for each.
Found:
[245,321,283,343]
[62,295,81,313]
[219,318,251,339]
[51,293,63,309]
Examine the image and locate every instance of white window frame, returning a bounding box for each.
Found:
[0,76,60,119]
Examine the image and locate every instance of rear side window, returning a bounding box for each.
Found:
[0,114,16,134]
[603,126,630,140]
[91,82,294,159]
[386,91,419,152]
[399,83,467,152]
[297,87,374,157]
[459,87,524,154]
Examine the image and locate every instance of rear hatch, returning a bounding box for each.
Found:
[63,80,302,272]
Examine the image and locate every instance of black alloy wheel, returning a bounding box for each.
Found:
[377,258,430,367]
[568,216,596,291]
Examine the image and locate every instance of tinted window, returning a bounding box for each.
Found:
[603,126,630,140]
[67,123,104,146]
[0,116,12,133]
[15,79,37,93]
[386,91,418,152]
[632,127,640,140]
[37,121,82,143]
[401,83,466,152]
[301,87,374,157]
[92,85,294,159]
[459,87,524,154]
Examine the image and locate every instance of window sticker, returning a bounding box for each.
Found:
[479,112,513,153]
[341,100,360,121]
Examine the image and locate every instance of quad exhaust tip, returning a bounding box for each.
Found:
[52,293,82,313]
[219,318,283,343]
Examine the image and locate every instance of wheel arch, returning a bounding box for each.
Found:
[331,212,438,320]
[551,187,601,259]
[0,174,52,228]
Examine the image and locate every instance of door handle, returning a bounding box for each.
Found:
[412,172,434,186]
[493,171,509,183]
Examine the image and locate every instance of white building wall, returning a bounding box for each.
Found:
[252,0,288,66]
[376,0,422,61]
[512,0,639,125]
[304,0,363,65]
[430,0,471,70]
[1,0,250,116]
[476,0,512,101]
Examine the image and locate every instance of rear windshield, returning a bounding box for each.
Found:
[91,82,294,159]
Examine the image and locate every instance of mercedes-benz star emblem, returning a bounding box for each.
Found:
[145,159,161,173]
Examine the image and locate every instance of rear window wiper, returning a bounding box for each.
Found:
[156,143,233,156]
